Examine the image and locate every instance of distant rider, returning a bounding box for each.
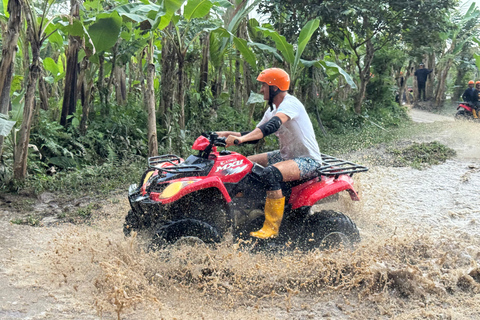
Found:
[462,80,478,119]
[217,68,323,239]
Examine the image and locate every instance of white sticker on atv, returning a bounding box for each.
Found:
[215,160,244,173]
[224,165,248,175]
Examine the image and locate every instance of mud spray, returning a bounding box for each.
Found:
[2,120,480,319]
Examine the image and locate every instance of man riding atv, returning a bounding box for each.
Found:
[217,68,323,239]
[462,80,478,119]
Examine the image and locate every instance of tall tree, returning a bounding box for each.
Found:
[60,0,81,127]
[14,0,48,179]
[0,0,22,155]
[319,0,454,113]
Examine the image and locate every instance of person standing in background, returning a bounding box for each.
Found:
[414,63,433,101]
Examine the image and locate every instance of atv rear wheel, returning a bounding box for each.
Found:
[299,210,360,250]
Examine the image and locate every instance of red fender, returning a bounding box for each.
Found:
[289,175,359,210]
[458,104,473,112]
[149,176,231,204]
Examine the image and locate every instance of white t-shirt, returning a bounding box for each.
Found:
[256,94,322,162]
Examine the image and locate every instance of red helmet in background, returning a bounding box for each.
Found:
[468,80,475,84]
[257,68,290,91]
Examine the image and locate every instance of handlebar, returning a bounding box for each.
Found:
[234,139,241,145]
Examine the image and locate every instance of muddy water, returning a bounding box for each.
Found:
[1,118,480,319]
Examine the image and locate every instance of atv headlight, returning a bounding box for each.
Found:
[159,180,197,199]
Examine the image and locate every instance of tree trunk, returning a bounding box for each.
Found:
[426,53,435,99]
[0,0,22,113]
[234,57,242,109]
[177,55,185,130]
[105,44,118,107]
[146,40,158,157]
[97,54,106,110]
[199,33,209,93]
[453,66,466,101]
[115,64,127,106]
[0,0,22,155]
[213,65,223,100]
[160,32,175,130]
[79,58,92,135]
[353,39,374,114]
[404,61,414,105]
[38,72,49,110]
[60,0,80,127]
[13,5,41,180]
[434,58,453,108]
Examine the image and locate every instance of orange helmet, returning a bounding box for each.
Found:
[468,80,475,84]
[257,68,290,91]
[476,81,480,85]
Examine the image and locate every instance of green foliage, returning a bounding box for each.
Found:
[10,215,41,226]
[12,160,145,195]
[389,142,456,169]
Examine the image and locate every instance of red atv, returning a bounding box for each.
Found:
[124,133,368,251]
[455,102,478,120]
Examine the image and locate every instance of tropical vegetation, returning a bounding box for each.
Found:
[0,0,478,191]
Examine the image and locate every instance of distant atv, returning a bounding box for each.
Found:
[455,102,478,120]
[124,133,368,251]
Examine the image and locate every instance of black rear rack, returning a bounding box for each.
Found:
[148,155,203,174]
[318,154,368,178]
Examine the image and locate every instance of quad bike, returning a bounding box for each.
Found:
[124,133,368,251]
[455,102,478,120]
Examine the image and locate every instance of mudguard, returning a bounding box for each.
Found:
[149,176,231,204]
[458,104,473,112]
[289,175,359,210]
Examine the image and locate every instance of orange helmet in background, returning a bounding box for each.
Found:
[476,81,480,85]
[257,68,290,91]
[468,80,475,84]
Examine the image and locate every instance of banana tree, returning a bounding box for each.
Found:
[434,3,480,107]
[114,0,189,155]
[209,0,262,100]
[0,0,22,156]
[244,19,356,94]
[14,0,61,179]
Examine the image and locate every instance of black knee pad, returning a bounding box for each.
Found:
[261,166,284,191]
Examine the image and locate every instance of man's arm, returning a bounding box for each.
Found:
[226,112,290,147]
[216,131,241,138]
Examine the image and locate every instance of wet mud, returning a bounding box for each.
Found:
[1,116,480,319]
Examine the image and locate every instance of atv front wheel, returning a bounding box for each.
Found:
[151,219,221,248]
[299,210,360,250]
[123,209,149,236]
[455,110,468,120]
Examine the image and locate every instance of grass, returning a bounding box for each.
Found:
[57,203,102,223]
[389,141,456,169]
[11,214,42,226]
[317,120,435,156]
[16,160,145,196]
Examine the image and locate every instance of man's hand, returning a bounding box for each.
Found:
[216,131,240,138]
[226,135,243,147]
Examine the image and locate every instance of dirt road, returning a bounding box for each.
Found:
[409,108,454,123]
[1,109,479,319]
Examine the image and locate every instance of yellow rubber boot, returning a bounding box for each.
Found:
[473,109,478,119]
[250,197,285,239]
